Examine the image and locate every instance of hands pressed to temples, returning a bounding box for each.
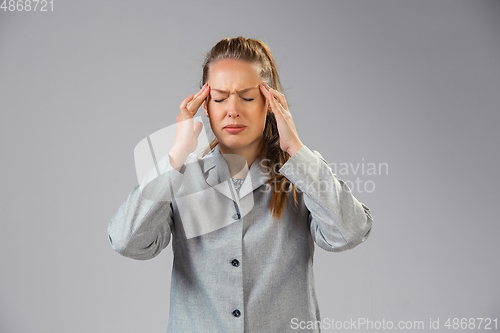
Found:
[168,81,303,172]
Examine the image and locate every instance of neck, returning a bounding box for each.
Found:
[218,139,262,179]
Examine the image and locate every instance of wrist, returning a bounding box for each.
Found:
[168,148,190,171]
[287,142,304,157]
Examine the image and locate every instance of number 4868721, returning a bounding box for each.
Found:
[1,0,54,11]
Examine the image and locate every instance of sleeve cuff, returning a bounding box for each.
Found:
[278,145,331,191]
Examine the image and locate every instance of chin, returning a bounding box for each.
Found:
[216,136,249,148]
[215,130,263,150]
[225,140,264,153]
[218,140,248,150]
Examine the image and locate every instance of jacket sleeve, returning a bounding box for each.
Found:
[107,153,187,260]
[278,145,373,252]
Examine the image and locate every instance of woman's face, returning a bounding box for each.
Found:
[202,59,269,156]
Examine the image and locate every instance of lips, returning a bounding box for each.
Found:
[223,125,246,133]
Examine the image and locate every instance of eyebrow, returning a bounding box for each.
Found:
[210,86,259,94]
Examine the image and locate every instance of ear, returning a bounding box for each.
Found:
[202,100,208,116]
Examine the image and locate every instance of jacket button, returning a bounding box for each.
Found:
[232,213,240,220]
[231,259,240,267]
[232,309,241,317]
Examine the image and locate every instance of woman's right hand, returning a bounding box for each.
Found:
[169,83,210,170]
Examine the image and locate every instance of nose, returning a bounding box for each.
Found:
[226,95,240,118]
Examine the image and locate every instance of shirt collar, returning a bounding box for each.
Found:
[202,144,269,199]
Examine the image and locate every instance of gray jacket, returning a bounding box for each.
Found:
[108,144,373,332]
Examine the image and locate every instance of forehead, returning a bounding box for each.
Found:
[208,59,261,88]
[211,86,259,94]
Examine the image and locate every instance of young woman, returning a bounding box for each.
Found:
[108,36,373,333]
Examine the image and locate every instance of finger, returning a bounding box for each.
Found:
[259,84,273,106]
[267,89,283,119]
[189,84,210,105]
[188,85,210,112]
[185,86,210,114]
[268,89,294,125]
[193,120,203,138]
[187,84,209,111]
[180,94,195,120]
[192,83,208,101]
[180,94,194,111]
[261,82,288,111]
[263,82,289,110]
[259,83,269,97]
[260,85,279,115]
[260,84,284,115]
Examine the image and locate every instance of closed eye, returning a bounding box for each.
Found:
[214,97,254,103]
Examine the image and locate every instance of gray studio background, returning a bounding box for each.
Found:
[1,1,499,332]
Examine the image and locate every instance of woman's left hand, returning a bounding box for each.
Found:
[260,82,303,156]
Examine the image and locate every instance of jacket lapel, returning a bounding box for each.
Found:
[202,145,269,201]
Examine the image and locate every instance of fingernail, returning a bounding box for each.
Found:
[203,83,208,90]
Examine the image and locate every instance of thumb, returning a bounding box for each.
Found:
[193,121,203,138]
